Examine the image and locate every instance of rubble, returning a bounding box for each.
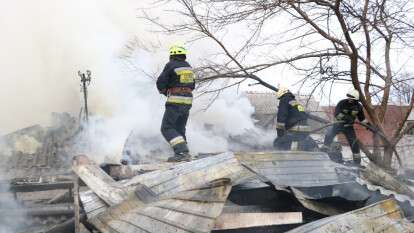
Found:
[71,152,414,233]
[2,121,414,233]
[73,152,246,219]
[0,113,79,181]
[91,180,232,233]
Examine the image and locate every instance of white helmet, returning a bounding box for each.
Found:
[276,87,289,98]
[347,89,359,100]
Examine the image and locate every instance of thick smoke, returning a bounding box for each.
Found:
[0,0,273,165]
[78,47,274,164]
[0,138,27,233]
[0,177,27,233]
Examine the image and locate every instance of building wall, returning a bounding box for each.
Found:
[246,92,327,131]
[397,135,414,169]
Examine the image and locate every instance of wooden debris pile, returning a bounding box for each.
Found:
[3,150,414,232]
[0,175,76,233]
[70,151,414,233]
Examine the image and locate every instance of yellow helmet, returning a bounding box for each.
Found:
[347,89,359,100]
[169,42,188,56]
[276,86,289,98]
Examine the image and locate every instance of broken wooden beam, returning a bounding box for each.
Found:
[109,163,176,179]
[5,181,73,192]
[90,179,232,233]
[0,203,74,217]
[214,212,303,230]
[74,152,247,219]
[72,154,128,206]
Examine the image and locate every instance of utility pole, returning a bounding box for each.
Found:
[78,70,92,124]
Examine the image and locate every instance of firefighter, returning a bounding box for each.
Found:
[157,42,195,162]
[323,89,369,165]
[274,87,315,151]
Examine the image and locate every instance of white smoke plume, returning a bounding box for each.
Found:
[0,0,274,165]
[0,178,27,233]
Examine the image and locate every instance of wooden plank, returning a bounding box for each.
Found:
[109,163,176,179]
[287,199,414,233]
[213,212,303,230]
[5,181,73,192]
[0,203,74,216]
[79,190,107,218]
[89,179,232,233]
[73,155,128,206]
[76,152,246,219]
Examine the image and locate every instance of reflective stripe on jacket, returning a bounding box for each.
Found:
[156,57,195,105]
[167,95,193,105]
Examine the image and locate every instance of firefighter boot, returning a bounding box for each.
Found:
[167,152,191,162]
[167,143,191,162]
[353,153,361,165]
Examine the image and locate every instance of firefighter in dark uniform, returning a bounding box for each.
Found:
[323,89,369,165]
[274,87,315,151]
[157,42,195,162]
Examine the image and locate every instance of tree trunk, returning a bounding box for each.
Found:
[382,145,394,170]
[372,134,382,165]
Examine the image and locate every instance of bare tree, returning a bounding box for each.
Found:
[144,0,414,169]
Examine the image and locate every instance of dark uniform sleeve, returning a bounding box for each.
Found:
[334,100,345,118]
[357,103,366,122]
[156,64,171,96]
[276,96,290,136]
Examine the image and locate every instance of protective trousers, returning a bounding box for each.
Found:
[324,123,361,163]
[161,104,191,154]
[274,132,317,151]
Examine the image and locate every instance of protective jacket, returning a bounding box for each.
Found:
[156,56,195,105]
[276,92,307,133]
[334,99,365,125]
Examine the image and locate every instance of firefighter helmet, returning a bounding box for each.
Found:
[347,89,360,100]
[169,42,188,56]
[276,87,290,99]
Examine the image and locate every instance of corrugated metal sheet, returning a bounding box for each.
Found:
[236,151,356,187]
